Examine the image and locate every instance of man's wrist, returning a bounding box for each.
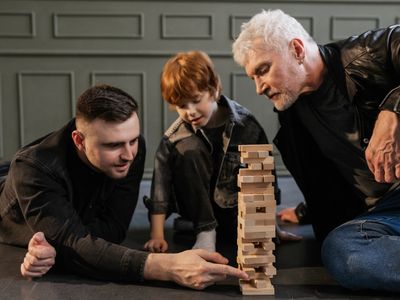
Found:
[378,87,400,114]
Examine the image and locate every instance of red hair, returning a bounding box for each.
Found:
[161,51,221,106]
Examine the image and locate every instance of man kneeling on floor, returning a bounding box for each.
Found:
[0,84,248,290]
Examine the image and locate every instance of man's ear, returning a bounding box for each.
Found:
[71,130,85,151]
[290,38,305,62]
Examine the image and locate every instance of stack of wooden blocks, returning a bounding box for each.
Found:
[237,144,276,295]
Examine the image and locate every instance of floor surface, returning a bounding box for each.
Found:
[0,177,398,299]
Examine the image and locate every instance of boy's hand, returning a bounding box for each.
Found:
[144,238,168,253]
[21,232,56,278]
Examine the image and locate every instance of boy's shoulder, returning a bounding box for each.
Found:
[163,117,194,144]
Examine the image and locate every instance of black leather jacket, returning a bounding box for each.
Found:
[0,119,149,282]
[274,25,400,239]
[148,95,277,214]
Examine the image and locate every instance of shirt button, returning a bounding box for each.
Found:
[363,138,369,144]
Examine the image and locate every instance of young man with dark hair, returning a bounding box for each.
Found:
[0,84,248,290]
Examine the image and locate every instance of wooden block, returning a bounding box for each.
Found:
[238,265,256,278]
[237,175,264,183]
[260,265,277,276]
[238,253,275,265]
[238,193,275,202]
[240,237,274,244]
[239,280,274,295]
[253,279,268,289]
[239,210,275,220]
[237,240,275,252]
[238,144,273,152]
[248,163,262,170]
[262,162,274,170]
[239,229,275,239]
[263,175,275,182]
[239,169,271,176]
[241,151,259,158]
[238,201,276,215]
[240,156,274,165]
[239,223,275,234]
[240,185,274,194]
[239,217,275,226]
[241,200,276,209]
[241,150,270,159]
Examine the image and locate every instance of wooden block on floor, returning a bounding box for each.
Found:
[239,279,274,295]
[252,279,268,289]
[238,144,273,152]
[260,265,277,276]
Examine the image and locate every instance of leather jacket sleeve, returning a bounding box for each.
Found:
[149,136,173,214]
[377,26,400,113]
[10,136,149,282]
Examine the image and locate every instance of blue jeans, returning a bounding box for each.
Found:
[321,188,400,292]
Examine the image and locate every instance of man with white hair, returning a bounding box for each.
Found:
[233,9,400,292]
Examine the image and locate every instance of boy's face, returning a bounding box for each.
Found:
[74,112,140,179]
[175,91,218,128]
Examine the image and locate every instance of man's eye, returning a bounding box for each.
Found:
[108,144,120,148]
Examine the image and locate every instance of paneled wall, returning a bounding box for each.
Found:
[1,0,399,177]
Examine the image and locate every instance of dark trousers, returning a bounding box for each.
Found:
[172,134,237,240]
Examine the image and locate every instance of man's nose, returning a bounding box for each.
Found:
[255,77,266,95]
[121,144,134,161]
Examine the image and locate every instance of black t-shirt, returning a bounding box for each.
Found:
[203,125,225,196]
[292,71,392,204]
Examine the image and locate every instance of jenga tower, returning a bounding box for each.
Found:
[237,144,276,295]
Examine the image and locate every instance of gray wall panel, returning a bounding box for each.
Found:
[1,0,399,177]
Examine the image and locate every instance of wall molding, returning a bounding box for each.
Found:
[12,0,400,3]
[161,13,214,39]
[0,11,36,38]
[53,12,144,39]
[17,71,75,146]
[0,50,234,57]
[330,16,380,40]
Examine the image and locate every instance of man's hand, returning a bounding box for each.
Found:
[277,207,299,223]
[144,249,249,290]
[20,232,56,278]
[366,110,400,183]
[144,238,168,253]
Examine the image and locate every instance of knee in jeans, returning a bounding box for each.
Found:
[321,228,366,289]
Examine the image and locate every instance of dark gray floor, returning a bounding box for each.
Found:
[0,177,398,299]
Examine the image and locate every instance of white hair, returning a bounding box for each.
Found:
[232,9,315,66]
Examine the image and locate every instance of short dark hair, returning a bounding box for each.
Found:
[76,84,138,123]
